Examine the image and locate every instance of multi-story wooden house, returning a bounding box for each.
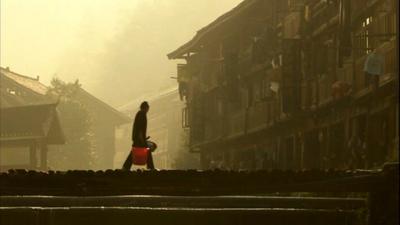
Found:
[168,0,398,170]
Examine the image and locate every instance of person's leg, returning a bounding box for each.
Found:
[147,151,155,170]
[122,151,133,170]
[364,72,370,87]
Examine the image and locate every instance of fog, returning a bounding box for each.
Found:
[1,0,242,171]
[0,2,398,221]
[1,0,242,107]
[3,0,396,173]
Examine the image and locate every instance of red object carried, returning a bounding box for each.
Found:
[132,147,149,165]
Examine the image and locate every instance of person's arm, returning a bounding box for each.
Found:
[138,130,145,143]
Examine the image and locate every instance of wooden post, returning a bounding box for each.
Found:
[351,31,357,92]
[396,0,399,161]
[29,142,37,170]
[368,164,399,225]
[396,104,399,161]
[40,142,48,171]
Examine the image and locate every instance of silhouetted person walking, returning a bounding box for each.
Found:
[122,101,155,170]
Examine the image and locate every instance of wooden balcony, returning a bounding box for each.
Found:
[226,110,246,138]
[353,39,396,95]
[204,117,223,143]
[247,101,268,133]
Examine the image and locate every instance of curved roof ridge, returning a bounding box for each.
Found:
[0,67,48,95]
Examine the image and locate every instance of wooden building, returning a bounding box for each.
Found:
[168,0,398,170]
[0,104,65,171]
[0,67,53,107]
[0,67,64,171]
[0,67,130,170]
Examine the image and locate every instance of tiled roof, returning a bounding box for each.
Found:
[167,0,259,59]
[0,67,129,125]
[0,67,48,95]
[0,103,65,145]
[77,88,131,125]
[118,86,178,113]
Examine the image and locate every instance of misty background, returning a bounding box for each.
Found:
[1,0,242,107]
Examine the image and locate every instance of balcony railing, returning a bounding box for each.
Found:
[353,39,396,94]
[247,101,268,133]
[204,117,223,143]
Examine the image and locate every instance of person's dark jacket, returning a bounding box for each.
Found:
[132,110,147,147]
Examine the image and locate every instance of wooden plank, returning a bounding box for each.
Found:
[0,196,367,209]
[0,207,360,225]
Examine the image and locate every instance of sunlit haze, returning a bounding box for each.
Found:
[1,0,242,106]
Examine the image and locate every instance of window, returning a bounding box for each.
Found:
[355,16,374,57]
[182,107,190,128]
[7,88,17,95]
[261,79,273,100]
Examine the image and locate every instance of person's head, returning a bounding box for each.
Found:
[140,101,150,113]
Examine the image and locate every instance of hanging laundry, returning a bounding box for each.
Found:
[364,52,384,76]
[270,82,279,93]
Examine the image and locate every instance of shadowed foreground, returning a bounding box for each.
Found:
[0,164,397,225]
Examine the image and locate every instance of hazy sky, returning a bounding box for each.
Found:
[1,0,242,106]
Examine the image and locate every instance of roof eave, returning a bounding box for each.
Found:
[167,0,259,60]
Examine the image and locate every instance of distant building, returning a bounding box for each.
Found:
[0,67,130,170]
[0,104,65,171]
[116,87,200,170]
[0,67,64,171]
[168,0,398,170]
[75,89,130,170]
[0,67,53,107]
